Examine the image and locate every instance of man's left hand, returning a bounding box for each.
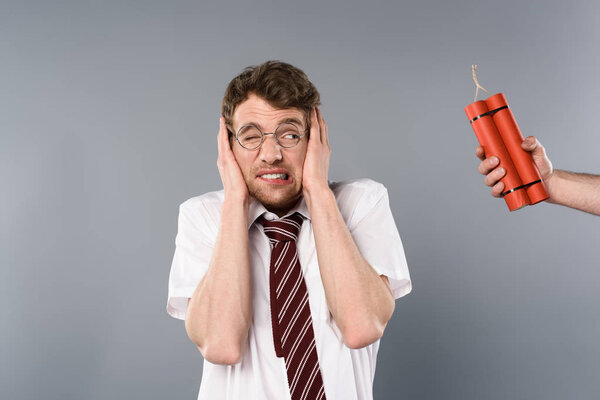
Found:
[302,107,331,197]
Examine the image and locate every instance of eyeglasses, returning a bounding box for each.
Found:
[229,122,308,150]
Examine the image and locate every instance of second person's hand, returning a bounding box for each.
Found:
[475,135,554,198]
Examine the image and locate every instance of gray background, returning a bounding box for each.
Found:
[2,0,599,399]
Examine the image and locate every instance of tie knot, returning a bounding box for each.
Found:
[259,212,303,243]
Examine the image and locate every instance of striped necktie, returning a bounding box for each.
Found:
[259,212,327,400]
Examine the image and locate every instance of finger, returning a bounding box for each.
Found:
[484,166,506,187]
[217,117,225,158]
[218,117,236,170]
[475,145,486,161]
[478,156,500,175]
[491,181,505,198]
[223,117,237,150]
[309,107,321,145]
[522,135,548,159]
[521,136,538,151]
[317,107,328,146]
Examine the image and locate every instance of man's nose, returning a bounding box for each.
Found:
[259,135,282,164]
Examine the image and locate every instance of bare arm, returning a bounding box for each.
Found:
[306,189,395,349]
[476,136,600,216]
[544,170,600,215]
[184,118,253,365]
[302,108,395,349]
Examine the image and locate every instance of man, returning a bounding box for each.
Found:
[476,136,600,215]
[167,60,412,400]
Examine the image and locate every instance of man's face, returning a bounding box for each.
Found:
[231,93,308,216]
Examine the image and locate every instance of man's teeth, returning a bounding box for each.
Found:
[261,173,287,179]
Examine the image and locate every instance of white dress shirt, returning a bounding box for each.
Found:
[167,178,411,400]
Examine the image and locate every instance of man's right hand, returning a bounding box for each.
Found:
[475,136,554,198]
[185,117,255,365]
[216,117,251,205]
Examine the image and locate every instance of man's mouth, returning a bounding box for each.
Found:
[257,170,292,184]
[260,173,288,180]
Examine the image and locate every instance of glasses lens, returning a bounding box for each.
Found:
[275,123,301,148]
[237,125,262,149]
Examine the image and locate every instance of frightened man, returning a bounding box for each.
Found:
[167,60,412,400]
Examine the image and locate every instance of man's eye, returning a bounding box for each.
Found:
[241,135,262,145]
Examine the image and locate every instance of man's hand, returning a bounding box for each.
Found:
[185,117,254,365]
[300,107,394,348]
[475,136,554,197]
[302,107,331,198]
[217,117,251,205]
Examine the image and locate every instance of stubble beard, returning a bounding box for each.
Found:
[246,175,303,216]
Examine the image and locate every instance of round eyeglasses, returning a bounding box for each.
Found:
[230,122,308,150]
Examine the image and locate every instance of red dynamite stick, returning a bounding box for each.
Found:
[485,94,549,204]
[465,100,530,211]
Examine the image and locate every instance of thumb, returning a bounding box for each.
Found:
[521,136,538,151]
[522,136,553,180]
[521,136,547,158]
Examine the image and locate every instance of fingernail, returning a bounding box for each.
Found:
[490,156,499,164]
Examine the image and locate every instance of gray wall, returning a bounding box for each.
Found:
[2,0,599,399]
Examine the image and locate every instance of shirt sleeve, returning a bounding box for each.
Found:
[166,199,216,320]
[349,182,412,300]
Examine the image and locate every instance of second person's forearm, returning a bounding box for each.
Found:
[546,170,600,215]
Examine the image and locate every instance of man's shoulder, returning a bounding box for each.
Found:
[330,178,387,203]
[328,178,388,225]
[178,190,225,232]
[330,177,385,190]
[180,189,225,210]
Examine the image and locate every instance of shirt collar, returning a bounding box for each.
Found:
[247,196,310,229]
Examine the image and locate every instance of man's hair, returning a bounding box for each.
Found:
[221,60,321,132]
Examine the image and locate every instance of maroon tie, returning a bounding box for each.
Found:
[259,213,327,400]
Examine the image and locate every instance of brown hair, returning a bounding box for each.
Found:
[221,60,321,133]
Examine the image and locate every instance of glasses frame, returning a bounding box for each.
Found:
[228,122,309,150]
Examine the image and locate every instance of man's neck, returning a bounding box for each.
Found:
[264,196,303,218]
